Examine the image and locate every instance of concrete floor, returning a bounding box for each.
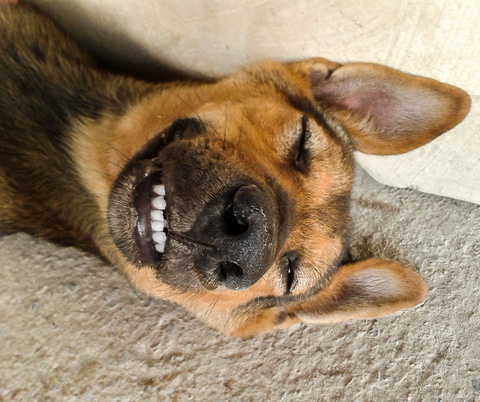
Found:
[1,1,480,400]
[1,167,479,400]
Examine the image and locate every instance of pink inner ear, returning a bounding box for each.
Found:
[348,269,403,298]
[312,73,443,136]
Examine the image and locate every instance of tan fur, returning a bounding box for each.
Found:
[66,60,469,336]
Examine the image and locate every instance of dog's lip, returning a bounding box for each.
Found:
[132,160,166,266]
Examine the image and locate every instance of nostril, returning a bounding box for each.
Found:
[224,202,249,235]
[219,261,244,280]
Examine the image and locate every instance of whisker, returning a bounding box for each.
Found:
[96,158,125,170]
[73,148,123,177]
[170,91,202,121]
[182,289,207,305]
[102,140,129,162]
[205,291,223,319]
[168,231,217,251]
[77,127,129,163]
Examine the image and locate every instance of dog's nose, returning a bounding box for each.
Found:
[190,184,277,291]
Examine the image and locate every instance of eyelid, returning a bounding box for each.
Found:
[294,115,310,169]
[282,253,297,295]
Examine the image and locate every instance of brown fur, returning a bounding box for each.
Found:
[0,3,470,336]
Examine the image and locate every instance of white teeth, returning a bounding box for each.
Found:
[154,243,165,253]
[151,220,164,231]
[153,184,165,196]
[152,231,167,243]
[151,210,164,221]
[151,185,167,254]
[152,196,166,210]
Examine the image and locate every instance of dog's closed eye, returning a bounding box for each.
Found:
[282,253,297,294]
[293,115,311,170]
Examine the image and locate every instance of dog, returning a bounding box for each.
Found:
[0,2,470,337]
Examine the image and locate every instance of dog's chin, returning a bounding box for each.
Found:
[108,158,170,269]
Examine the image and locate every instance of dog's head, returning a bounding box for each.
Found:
[104,58,469,336]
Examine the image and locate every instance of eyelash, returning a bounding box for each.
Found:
[283,254,297,294]
[293,115,310,170]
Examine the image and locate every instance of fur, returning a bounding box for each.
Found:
[0,3,470,336]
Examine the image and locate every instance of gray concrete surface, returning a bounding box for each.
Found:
[1,167,479,401]
[1,1,480,400]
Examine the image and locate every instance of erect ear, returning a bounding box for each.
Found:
[286,58,471,154]
[294,258,427,324]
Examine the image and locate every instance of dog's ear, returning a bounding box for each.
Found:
[294,258,427,324]
[287,58,471,154]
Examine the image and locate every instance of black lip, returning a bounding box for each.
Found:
[132,161,164,266]
[108,119,205,269]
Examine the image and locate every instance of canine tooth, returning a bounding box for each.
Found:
[153,184,165,196]
[152,196,166,210]
[151,220,164,231]
[151,210,164,221]
[155,243,165,253]
[153,231,167,243]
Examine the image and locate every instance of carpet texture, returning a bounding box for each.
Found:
[1,166,479,401]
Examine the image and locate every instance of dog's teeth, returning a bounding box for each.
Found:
[152,196,166,210]
[152,231,167,243]
[151,220,164,231]
[154,243,165,253]
[151,210,164,221]
[150,185,167,254]
[153,184,165,196]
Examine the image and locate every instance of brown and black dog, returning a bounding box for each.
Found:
[0,3,470,336]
